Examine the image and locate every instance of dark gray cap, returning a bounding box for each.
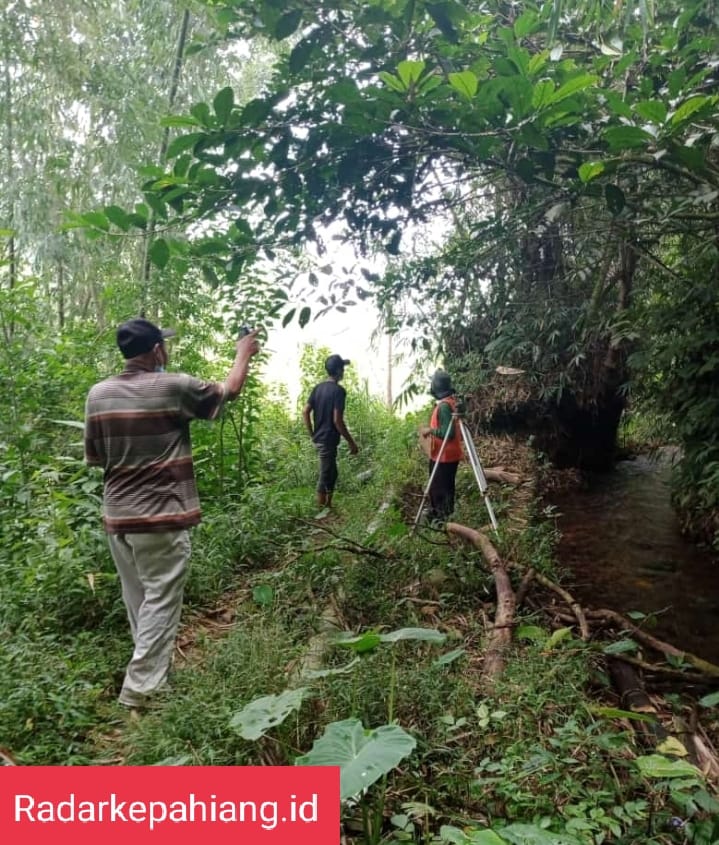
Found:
[117,318,176,359]
[325,354,351,376]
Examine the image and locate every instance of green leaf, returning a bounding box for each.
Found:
[603,126,653,150]
[252,584,274,606]
[635,754,701,780]
[603,91,633,119]
[516,625,547,642]
[0,228,15,237]
[546,74,596,104]
[289,38,314,74]
[426,3,459,43]
[379,71,407,93]
[440,826,507,844]
[334,632,383,653]
[149,238,170,269]
[380,627,446,644]
[671,95,716,127]
[281,308,296,328]
[578,161,605,182]
[500,824,580,844]
[295,718,416,800]
[602,637,637,654]
[532,80,555,109]
[103,205,131,231]
[302,657,360,680]
[699,690,719,708]
[513,10,538,39]
[190,101,212,127]
[656,737,689,757]
[587,705,655,724]
[274,9,303,40]
[634,100,667,124]
[166,132,204,159]
[507,47,530,76]
[604,184,626,215]
[213,87,234,123]
[298,306,311,328]
[242,98,273,127]
[81,212,110,232]
[229,688,308,741]
[671,143,706,173]
[434,648,466,667]
[160,114,201,129]
[397,60,425,89]
[545,627,573,649]
[448,71,478,100]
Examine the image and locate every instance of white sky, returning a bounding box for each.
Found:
[261,297,420,409]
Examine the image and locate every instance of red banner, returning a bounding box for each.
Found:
[0,766,339,844]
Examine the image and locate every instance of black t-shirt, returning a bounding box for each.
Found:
[307,380,346,446]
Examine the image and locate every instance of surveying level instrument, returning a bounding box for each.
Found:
[413,411,499,534]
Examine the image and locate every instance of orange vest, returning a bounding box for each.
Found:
[429,397,463,462]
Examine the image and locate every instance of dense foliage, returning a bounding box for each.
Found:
[54,0,717,536]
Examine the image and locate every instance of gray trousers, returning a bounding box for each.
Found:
[314,441,339,492]
[107,530,191,707]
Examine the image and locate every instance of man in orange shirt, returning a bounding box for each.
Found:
[420,370,463,522]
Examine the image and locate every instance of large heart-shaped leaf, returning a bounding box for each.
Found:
[440,825,507,844]
[500,824,580,844]
[229,688,308,740]
[295,718,416,799]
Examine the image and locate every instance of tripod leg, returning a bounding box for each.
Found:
[459,421,499,532]
[412,423,453,532]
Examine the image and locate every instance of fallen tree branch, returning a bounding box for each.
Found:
[612,653,710,683]
[532,571,590,641]
[446,522,515,684]
[483,467,522,485]
[293,519,386,559]
[587,609,719,678]
[515,567,535,608]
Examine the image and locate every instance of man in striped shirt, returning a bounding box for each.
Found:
[85,318,260,709]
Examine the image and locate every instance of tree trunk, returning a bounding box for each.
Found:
[3,20,17,307]
[141,9,192,312]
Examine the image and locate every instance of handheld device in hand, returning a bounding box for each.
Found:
[239,326,251,337]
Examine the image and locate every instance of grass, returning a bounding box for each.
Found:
[2,407,718,843]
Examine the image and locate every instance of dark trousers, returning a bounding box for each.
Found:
[315,441,339,492]
[428,460,459,521]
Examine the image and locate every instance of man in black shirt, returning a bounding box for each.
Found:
[303,354,359,508]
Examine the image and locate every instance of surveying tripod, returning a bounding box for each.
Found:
[413,411,499,534]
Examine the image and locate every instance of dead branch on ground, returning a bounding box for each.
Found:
[446,522,515,684]
[532,571,590,640]
[586,609,719,678]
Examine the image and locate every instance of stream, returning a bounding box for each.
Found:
[546,450,719,664]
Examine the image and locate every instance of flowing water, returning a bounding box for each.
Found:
[546,450,719,663]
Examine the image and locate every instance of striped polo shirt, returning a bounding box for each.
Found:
[84,364,226,533]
